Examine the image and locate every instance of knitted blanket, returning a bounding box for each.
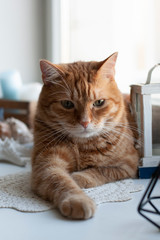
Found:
[0,171,143,212]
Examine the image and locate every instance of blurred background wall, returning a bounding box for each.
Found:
[0,0,46,84]
[0,0,160,95]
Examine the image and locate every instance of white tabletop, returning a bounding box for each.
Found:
[0,162,159,240]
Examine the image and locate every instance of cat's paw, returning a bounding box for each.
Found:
[59,194,96,220]
[72,172,98,188]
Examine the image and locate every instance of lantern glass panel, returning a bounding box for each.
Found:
[152,94,160,156]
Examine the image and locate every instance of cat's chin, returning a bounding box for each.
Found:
[70,131,98,140]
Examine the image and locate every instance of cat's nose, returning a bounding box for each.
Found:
[80,121,90,129]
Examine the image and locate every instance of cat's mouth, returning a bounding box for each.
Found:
[68,128,98,139]
[64,123,103,139]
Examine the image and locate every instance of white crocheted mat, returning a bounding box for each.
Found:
[0,171,144,212]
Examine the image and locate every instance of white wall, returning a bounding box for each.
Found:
[0,0,46,84]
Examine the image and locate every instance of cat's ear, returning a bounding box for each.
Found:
[40,60,64,85]
[98,52,118,80]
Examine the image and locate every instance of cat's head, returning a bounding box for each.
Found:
[38,52,124,140]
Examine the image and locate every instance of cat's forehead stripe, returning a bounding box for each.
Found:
[73,78,97,101]
[63,62,100,101]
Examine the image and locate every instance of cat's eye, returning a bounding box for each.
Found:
[61,100,74,109]
[93,99,105,107]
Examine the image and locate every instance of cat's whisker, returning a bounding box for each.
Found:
[34,131,56,147]
[40,128,67,142]
[105,122,143,147]
[112,123,141,133]
[37,130,66,150]
[45,131,68,149]
[34,121,69,148]
[35,118,65,131]
[104,125,140,144]
[52,133,68,148]
[104,124,132,139]
[106,121,143,134]
[101,130,132,153]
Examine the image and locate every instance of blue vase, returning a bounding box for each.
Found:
[0,70,22,100]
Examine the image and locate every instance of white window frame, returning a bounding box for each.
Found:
[45,0,70,63]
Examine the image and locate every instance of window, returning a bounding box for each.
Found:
[48,0,160,92]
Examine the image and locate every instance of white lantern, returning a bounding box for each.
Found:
[131,64,160,178]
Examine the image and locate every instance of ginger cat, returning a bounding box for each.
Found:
[31,53,139,220]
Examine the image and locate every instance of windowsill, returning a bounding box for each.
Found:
[0,162,159,240]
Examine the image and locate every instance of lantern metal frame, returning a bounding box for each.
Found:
[131,64,160,177]
[137,164,160,229]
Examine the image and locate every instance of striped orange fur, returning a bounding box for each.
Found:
[31,52,139,220]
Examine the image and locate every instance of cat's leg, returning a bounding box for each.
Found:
[32,149,96,219]
[72,168,106,188]
[72,163,137,188]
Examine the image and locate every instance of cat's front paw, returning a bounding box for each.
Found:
[59,194,96,220]
[72,172,98,188]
